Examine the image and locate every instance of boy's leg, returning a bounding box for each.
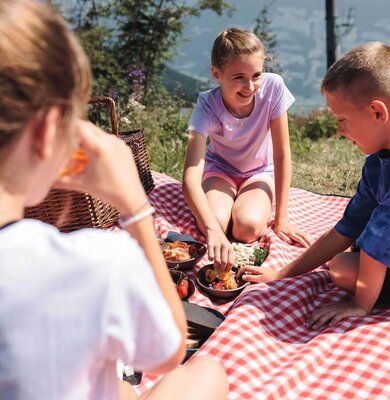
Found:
[201,176,236,234]
[231,180,273,243]
[138,355,229,400]
[328,252,360,292]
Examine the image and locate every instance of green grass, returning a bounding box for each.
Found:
[291,135,364,196]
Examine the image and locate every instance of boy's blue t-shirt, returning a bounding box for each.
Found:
[335,149,390,268]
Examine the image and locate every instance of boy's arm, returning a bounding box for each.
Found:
[270,113,312,248]
[279,228,353,278]
[182,131,235,270]
[239,227,353,282]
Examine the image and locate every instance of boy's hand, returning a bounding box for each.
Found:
[274,218,313,248]
[237,265,280,283]
[306,298,368,330]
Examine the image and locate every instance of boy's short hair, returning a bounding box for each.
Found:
[321,42,390,104]
[211,27,265,71]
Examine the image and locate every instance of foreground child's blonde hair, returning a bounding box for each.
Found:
[0,0,92,148]
[321,42,390,104]
[211,27,265,71]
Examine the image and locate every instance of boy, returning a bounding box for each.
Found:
[238,42,390,329]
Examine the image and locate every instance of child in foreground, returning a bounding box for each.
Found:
[238,42,390,329]
[0,1,228,399]
[183,27,311,271]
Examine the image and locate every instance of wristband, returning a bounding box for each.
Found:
[132,199,150,215]
[117,206,155,229]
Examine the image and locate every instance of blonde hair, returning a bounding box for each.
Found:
[321,42,390,104]
[0,0,92,148]
[211,27,265,71]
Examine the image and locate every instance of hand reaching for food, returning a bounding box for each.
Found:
[236,265,280,284]
[206,228,235,272]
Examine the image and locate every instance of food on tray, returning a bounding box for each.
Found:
[163,240,197,262]
[232,243,268,267]
[205,268,238,290]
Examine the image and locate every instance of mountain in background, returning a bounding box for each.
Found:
[167,0,390,114]
[162,66,208,102]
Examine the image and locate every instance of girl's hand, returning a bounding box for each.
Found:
[206,228,235,272]
[274,218,313,248]
[55,120,147,214]
[236,265,280,283]
[305,298,367,330]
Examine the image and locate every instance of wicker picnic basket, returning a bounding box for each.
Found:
[24,96,155,232]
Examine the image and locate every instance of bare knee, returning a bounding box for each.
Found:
[231,216,266,243]
[185,355,229,398]
[328,256,341,286]
[328,252,359,293]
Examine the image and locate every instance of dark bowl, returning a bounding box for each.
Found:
[162,241,207,270]
[196,264,249,299]
[169,269,195,301]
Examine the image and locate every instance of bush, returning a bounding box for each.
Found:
[304,109,338,140]
[117,90,190,180]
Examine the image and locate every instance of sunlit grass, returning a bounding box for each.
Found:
[291,136,364,196]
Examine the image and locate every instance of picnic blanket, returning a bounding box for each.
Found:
[139,172,390,399]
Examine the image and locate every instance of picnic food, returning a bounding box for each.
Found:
[205,268,238,290]
[177,278,189,299]
[185,338,200,349]
[163,240,196,262]
[60,148,88,177]
[233,243,268,267]
[169,269,194,300]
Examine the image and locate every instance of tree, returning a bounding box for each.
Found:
[55,0,232,104]
[252,4,281,74]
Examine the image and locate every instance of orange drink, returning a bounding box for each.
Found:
[60,148,88,177]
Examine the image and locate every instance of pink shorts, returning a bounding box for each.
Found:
[202,171,275,195]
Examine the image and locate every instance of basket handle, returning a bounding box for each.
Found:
[88,96,118,136]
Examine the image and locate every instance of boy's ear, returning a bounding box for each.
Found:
[211,65,221,80]
[370,100,389,124]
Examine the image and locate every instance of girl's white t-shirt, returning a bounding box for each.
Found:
[0,219,180,400]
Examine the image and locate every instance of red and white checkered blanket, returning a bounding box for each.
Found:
[140,172,390,399]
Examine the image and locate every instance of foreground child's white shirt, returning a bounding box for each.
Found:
[0,219,180,400]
